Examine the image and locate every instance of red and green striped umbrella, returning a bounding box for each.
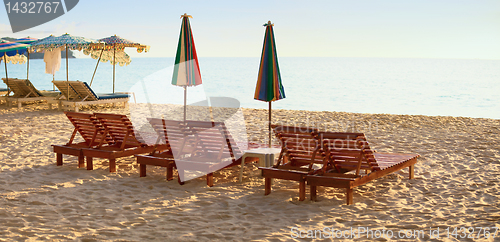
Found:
[172,13,202,121]
[254,21,286,147]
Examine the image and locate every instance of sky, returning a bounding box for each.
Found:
[1,0,499,59]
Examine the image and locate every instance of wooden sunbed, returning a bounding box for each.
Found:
[259,125,322,201]
[135,119,180,182]
[81,113,168,172]
[52,112,113,168]
[50,80,130,111]
[1,78,54,108]
[52,80,81,101]
[136,119,257,187]
[305,131,419,205]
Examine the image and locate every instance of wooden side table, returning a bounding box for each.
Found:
[239,148,281,182]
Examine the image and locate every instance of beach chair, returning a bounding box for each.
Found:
[305,131,419,205]
[81,113,168,172]
[135,119,180,182]
[259,125,322,201]
[52,80,130,111]
[2,78,53,108]
[52,112,113,168]
[52,80,81,101]
[136,119,253,187]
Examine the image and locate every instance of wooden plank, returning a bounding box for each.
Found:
[305,175,353,188]
[261,168,306,181]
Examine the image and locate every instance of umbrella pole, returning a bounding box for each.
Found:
[89,49,104,87]
[66,45,69,82]
[26,51,29,80]
[4,55,9,95]
[66,44,69,99]
[113,46,115,93]
[3,55,7,80]
[183,86,187,123]
[269,101,272,148]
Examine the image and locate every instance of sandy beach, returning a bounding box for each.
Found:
[0,103,499,241]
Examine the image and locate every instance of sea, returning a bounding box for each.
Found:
[2,57,499,119]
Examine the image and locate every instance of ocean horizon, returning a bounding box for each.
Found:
[2,57,499,119]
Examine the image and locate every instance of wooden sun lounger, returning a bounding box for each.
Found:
[81,113,168,172]
[135,119,180,182]
[136,119,256,187]
[305,131,419,205]
[50,80,130,111]
[2,78,53,108]
[259,125,322,201]
[52,112,113,168]
[52,80,81,101]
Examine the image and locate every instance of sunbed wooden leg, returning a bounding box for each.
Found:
[409,165,414,179]
[18,102,22,108]
[56,153,63,166]
[109,158,116,172]
[207,173,214,187]
[86,157,93,170]
[299,181,306,201]
[178,169,185,185]
[264,177,272,195]
[78,154,85,168]
[166,164,173,181]
[346,188,353,205]
[310,185,317,201]
[139,164,146,177]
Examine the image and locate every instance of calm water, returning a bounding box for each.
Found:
[2,57,499,119]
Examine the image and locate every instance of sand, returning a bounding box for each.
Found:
[0,103,499,241]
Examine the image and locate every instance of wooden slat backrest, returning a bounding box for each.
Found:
[271,125,322,170]
[68,81,98,101]
[22,79,42,97]
[53,80,81,100]
[148,118,185,154]
[318,132,379,175]
[149,119,241,163]
[64,112,112,147]
[94,113,145,149]
[2,78,16,96]
[184,121,239,162]
[3,78,30,97]
[9,79,41,97]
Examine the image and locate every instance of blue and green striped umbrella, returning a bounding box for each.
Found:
[0,41,30,57]
[0,41,30,82]
[172,13,202,122]
[254,21,286,147]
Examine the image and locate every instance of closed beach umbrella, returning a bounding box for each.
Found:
[84,35,149,93]
[254,21,286,148]
[172,13,202,122]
